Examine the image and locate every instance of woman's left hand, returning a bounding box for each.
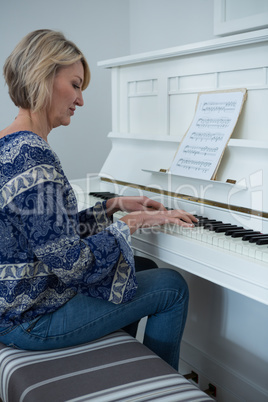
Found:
[106,196,166,216]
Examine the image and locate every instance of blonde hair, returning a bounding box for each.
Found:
[3,29,90,112]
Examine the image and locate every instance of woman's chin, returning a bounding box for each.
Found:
[55,119,71,128]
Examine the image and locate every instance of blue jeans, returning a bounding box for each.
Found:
[0,268,188,370]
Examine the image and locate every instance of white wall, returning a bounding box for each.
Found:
[0,0,130,180]
[129,0,215,54]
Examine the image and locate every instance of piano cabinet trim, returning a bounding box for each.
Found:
[98,29,268,69]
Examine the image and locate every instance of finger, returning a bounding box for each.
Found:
[143,199,167,211]
[186,212,199,222]
[171,210,198,224]
[179,214,196,225]
[171,218,195,228]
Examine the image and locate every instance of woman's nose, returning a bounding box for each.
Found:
[76,92,84,107]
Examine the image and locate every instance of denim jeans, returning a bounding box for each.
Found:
[0,267,188,370]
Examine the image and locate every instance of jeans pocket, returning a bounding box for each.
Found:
[21,316,42,334]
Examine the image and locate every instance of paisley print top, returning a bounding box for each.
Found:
[0,131,137,327]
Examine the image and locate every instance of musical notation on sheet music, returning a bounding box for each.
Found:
[183,145,219,156]
[190,132,224,142]
[201,101,236,113]
[176,158,212,174]
[196,117,231,128]
[170,89,247,180]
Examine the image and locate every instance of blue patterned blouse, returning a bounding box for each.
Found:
[0,131,137,327]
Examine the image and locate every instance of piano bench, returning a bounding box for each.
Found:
[0,330,213,402]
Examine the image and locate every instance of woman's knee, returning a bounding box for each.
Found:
[160,268,189,300]
[136,268,189,300]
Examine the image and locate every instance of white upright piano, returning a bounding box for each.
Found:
[72,29,268,401]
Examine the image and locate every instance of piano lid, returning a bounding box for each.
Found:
[98,29,268,218]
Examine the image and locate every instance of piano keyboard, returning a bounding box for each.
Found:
[89,192,268,263]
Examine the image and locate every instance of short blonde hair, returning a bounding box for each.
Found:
[3,29,90,112]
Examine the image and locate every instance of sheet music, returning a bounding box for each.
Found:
[170,89,247,180]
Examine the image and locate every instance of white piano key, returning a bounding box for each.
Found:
[248,245,257,258]
[261,247,268,262]
[255,249,263,261]
[229,238,243,252]
[212,233,225,246]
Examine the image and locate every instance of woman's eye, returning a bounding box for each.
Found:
[73,84,80,89]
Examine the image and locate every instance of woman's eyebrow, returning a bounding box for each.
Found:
[74,76,83,83]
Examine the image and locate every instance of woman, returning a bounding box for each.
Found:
[0,30,197,370]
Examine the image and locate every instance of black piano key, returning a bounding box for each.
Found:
[206,223,232,231]
[89,192,111,196]
[231,230,256,238]
[203,221,223,229]
[104,193,120,199]
[242,232,261,241]
[215,225,240,233]
[256,237,268,245]
[196,219,216,227]
[225,227,245,236]
[195,221,207,227]
[194,216,208,220]
[249,234,268,243]
[89,191,120,200]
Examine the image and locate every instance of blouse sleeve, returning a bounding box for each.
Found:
[1,151,137,305]
[77,202,113,238]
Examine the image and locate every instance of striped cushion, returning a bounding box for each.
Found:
[0,330,213,402]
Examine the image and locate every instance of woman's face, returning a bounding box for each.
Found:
[48,61,84,128]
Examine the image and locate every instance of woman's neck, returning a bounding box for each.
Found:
[0,108,51,142]
[15,109,51,141]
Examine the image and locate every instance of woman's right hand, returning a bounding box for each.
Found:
[120,209,198,234]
